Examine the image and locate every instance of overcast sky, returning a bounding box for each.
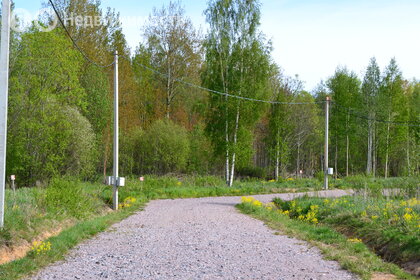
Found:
[13,0,420,91]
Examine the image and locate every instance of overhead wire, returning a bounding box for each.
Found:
[48,0,115,68]
[123,55,324,105]
[331,102,420,127]
[47,0,419,126]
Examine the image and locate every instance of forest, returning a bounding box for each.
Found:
[3,0,419,187]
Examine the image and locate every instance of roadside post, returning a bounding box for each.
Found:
[0,0,11,229]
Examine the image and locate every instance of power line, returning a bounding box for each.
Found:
[332,102,420,127]
[123,55,324,105]
[48,0,115,68]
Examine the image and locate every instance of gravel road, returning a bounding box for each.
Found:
[31,190,358,280]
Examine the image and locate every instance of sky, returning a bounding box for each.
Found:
[12,0,420,91]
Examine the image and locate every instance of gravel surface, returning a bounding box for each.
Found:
[31,190,358,280]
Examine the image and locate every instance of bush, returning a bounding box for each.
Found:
[63,106,97,179]
[37,178,103,219]
[120,128,144,175]
[236,166,267,179]
[7,100,97,186]
[139,120,190,174]
[188,125,213,174]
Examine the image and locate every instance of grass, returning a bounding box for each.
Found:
[0,175,321,279]
[272,196,420,268]
[0,197,146,280]
[238,195,419,280]
[0,175,418,279]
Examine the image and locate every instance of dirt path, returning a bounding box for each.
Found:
[31,190,358,280]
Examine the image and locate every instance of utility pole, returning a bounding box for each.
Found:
[113,51,119,211]
[324,96,330,190]
[0,0,11,229]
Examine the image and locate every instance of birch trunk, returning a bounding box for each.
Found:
[225,111,230,184]
[229,105,240,187]
[385,113,391,178]
[373,121,377,177]
[166,61,171,119]
[296,140,301,178]
[346,113,349,177]
[367,118,373,174]
[406,127,411,176]
[275,130,280,181]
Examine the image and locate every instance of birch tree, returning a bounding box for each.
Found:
[362,58,381,176]
[143,1,201,120]
[203,0,271,186]
[267,67,302,180]
[378,58,407,177]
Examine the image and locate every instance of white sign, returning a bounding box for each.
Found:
[10,175,15,181]
[117,177,125,187]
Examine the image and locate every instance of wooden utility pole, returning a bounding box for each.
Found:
[0,0,11,229]
[324,96,330,190]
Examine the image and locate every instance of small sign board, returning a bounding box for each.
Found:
[117,177,125,187]
[106,176,125,187]
[10,175,15,181]
[106,176,115,186]
[328,168,334,175]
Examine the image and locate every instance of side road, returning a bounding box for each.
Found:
[31,190,358,280]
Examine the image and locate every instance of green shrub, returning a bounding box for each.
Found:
[37,178,103,219]
[188,125,213,174]
[236,166,267,179]
[139,120,190,174]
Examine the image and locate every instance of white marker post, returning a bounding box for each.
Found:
[0,0,11,229]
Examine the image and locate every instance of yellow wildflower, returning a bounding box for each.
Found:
[252,200,263,207]
[241,196,254,204]
[348,238,362,243]
[403,213,413,222]
[31,241,52,255]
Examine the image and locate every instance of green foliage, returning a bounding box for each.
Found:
[139,120,190,174]
[119,128,144,176]
[188,125,213,174]
[36,178,104,219]
[271,195,420,269]
[239,197,417,279]
[203,0,272,184]
[62,107,98,179]
[236,166,267,179]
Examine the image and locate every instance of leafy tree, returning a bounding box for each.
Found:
[143,1,202,119]
[139,120,190,174]
[378,58,407,177]
[361,58,381,176]
[266,66,302,180]
[7,29,88,185]
[327,67,361,177]
[203,0,271,186]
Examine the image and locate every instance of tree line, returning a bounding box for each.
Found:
[3,0,419,187]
